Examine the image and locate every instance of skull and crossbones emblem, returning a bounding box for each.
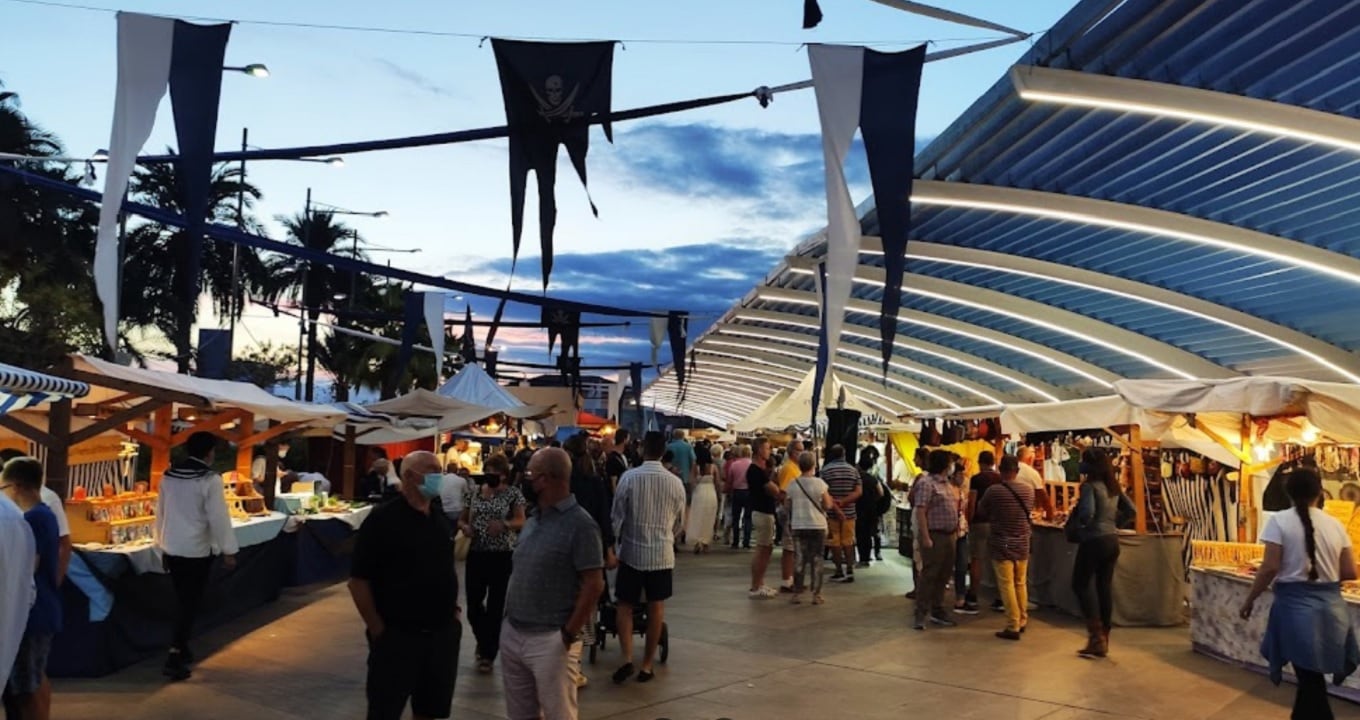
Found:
[530,74,583,122]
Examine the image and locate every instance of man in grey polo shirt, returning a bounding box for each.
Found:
[501,447,605,720]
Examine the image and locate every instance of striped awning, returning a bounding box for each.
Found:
[0,362,91,416]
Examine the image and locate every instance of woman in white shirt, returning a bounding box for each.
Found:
[1240,469,1359,720]
[787,452,844,606]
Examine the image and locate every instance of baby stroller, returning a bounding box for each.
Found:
[587,595,670,665]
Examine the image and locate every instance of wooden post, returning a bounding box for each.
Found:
[342,424,357,499]
[1129,424,1147,534]
[47,398,72,500]
[150,405,172,491]
[1241,414,1255,543]
[884,434,894,488]
[234,413,255,483]
[262,421,279,509]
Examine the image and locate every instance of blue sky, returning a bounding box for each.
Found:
[0,0,1073,390]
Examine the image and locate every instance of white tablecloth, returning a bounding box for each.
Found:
[283,505,373,533]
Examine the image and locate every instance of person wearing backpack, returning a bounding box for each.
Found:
[855,451,887,566]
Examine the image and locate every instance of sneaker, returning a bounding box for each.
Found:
[874,552,884,561]
[955,602,980,615]
[811,594,825,605]
[749,586,778,599]
[995,629,1022,641]
[830,571,845,580]
[929,613,958,627]
[779,584,795,594]
[790,593,803,605]
[839,575,855,584]
[991,599,1005,613]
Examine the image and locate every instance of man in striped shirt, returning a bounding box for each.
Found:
[610,431,686,683]
[978,455,1035,640]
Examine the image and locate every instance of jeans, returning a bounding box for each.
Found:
[953,534,972,603]
[466,551,514,661]
[730,490,753,547]
[500,619,583,720]
[993,558,1030,632]
[1294,667,1334,720]
[165,555,215,655]
[915,532,956,622]
[1072,534,1121,629]
[793,529,827,595]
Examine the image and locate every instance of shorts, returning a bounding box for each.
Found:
[826,517,856,548]
[615,564,674,603]
[366,623,461,720]
[7,631,51,695]
[969,523,992,564]
[778,509,796,552]
[752,512,776,547]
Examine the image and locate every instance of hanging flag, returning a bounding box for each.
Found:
[649,316,666,365]
[95,12,232,352]
[460,305,477,365]
[542,304,582,359]
[492,39,614,289]
[423,292,447,382]
[557,354,583,406]
[391,291,423,391]
[629,362,643,421]
[666,311,688,387]
[811,261,831,427]
[804,0,824,28]
[484,350,499,378]
[809,43,925,375]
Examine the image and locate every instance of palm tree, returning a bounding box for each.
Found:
[123,154,268,372]
[266,211,370,400]
[0,83,107,367]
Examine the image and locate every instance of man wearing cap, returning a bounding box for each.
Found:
[350,450,461,720]
[501,447,605,720]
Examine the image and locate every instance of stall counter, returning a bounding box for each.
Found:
[1191,567,1360,703]
[1028,523,1187,627]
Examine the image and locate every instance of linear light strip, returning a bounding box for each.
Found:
[782,266,1194,379]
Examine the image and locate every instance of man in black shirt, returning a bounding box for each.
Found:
[350,450,462,720]
[605,428,632,493]
[746,438,783,598]
[963,451,1001,614]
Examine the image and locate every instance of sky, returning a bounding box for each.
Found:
[0,0,1074,396]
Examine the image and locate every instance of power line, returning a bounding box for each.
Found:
[3,0,1023,47]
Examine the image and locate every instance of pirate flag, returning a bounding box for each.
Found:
[492,39,615,289]
[460,305,477,364]
[542,304,582,359]
[666,311,688,387]
[557,354,583,405]
[803,0,824,28]
[484,350,499,379]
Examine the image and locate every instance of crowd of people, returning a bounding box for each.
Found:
[5,424,1359,720]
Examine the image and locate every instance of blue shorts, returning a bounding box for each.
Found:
[8,631,52,695]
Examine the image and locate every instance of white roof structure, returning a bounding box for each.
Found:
[437,365,526,412]
[729,368,880,433]
[643,0,1360,427]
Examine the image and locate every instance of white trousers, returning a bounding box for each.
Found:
[500,619,583,720]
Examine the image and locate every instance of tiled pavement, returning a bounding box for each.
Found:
[52,546,1360,719]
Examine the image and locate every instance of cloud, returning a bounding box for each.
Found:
[372,58,458,99]
[600,123,935,221]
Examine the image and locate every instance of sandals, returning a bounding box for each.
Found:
[637,669,655,683]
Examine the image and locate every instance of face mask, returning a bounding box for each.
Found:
[419,473,443,499]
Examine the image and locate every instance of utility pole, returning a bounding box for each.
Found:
[295,187,310,401]
[229,127,247,359]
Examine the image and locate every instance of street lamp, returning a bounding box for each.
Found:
[224,63,270,78]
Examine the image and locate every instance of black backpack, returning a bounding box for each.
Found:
[869,473,891,516]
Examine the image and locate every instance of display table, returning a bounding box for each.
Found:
[1027,524,1188,626]
[1191,567,1360,703]
[49,513,290,678]
[282,505,373,587]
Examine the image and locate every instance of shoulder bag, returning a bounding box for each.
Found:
[793,476,828,516]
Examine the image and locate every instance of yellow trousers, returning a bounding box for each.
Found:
[992,558,1029,632]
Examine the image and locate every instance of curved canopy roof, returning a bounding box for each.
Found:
[645,0,1360,427]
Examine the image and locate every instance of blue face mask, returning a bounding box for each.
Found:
[420,473,443,499]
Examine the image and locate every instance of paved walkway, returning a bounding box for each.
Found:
[53,547,1360,719]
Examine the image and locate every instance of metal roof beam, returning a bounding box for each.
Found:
[752,285,1122,388]
[888,239,1360,384]
[727,306,1073,402]
[1010,64,1360,156]
[910,178,1360,285]
[707,324,1018,405]
[678,350,919,416]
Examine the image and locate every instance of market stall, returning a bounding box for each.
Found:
[0,355,347,677]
